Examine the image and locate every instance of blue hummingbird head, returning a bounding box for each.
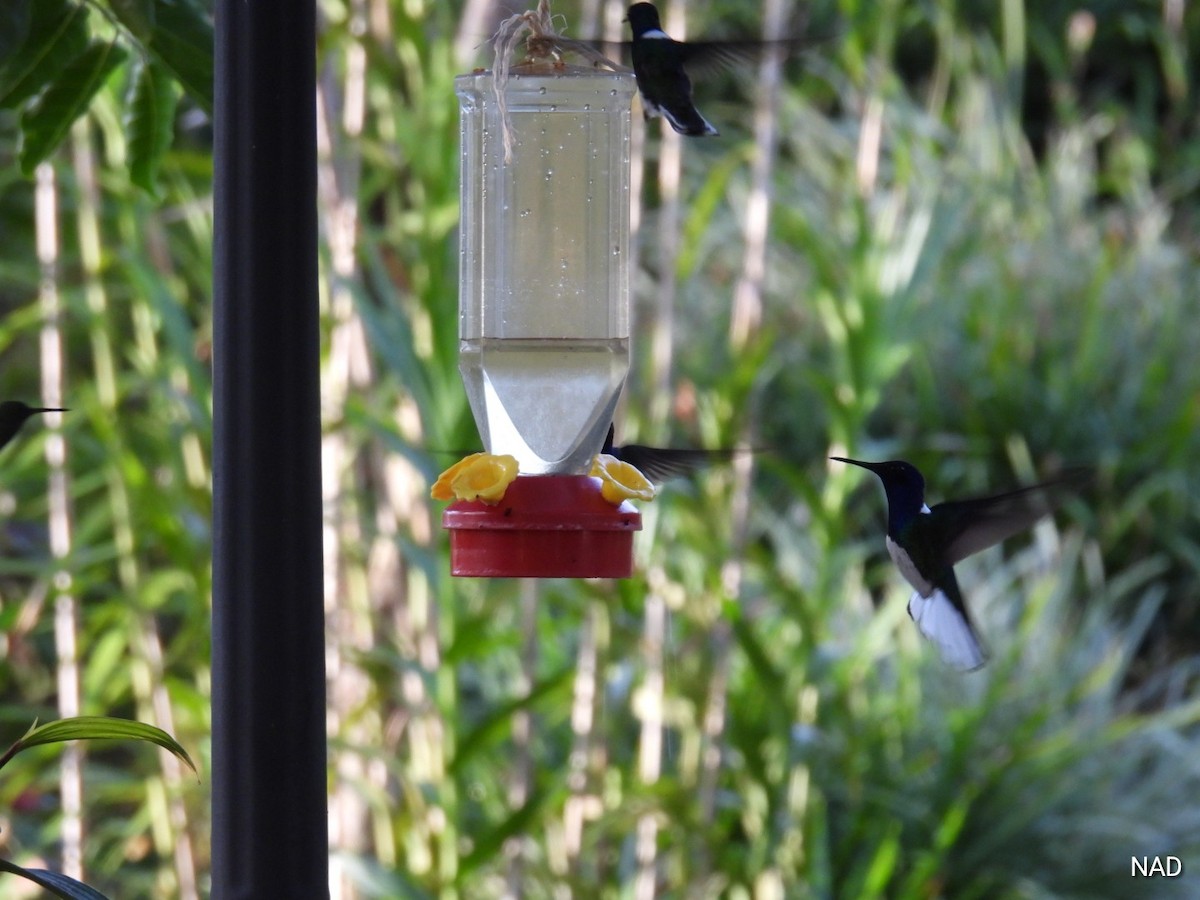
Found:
[832,457,927,534]
[627,3,663,35]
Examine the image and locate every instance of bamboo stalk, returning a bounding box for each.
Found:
[631,1,689,892]
[564,602,597,869]
[634,575,666,900]
[647,102,683,429]
[565,598,610,888]
[699,0,792,882]
[317,2,376,893]
[70,120,198,899]
[35,160,82,885]
[455,0,505,69]
[730,0,789,350]
[503,579,539,898]
[376,414,453,884]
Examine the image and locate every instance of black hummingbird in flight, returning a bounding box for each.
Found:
[626,2,719,136]
[833,457,1083,671]
[0,401,65,454]
[597,3,816,137]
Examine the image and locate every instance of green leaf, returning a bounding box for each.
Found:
[860,821,901,895]
[125,60,179,194]
[458,790,550,877]
[0,0,89,109]
[731,615,783,694]
[0,858,111,900]
[352,271,436,419]
[18,40,128,173]
[0,716,197,776]
[450,668,573,775]
[108,0,156,41]
[147,0,213,114]
[0,0,31,71]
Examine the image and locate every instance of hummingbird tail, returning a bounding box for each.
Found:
[907,589,987,672]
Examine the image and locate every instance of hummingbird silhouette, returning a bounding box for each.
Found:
[833,457,1083,671]
[603,424,744,483]
[0,402,65,454]
[598,3,814,137]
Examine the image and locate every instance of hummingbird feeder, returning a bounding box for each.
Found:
[440,46,644,578]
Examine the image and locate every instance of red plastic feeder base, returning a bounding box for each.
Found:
[443,474,642,578]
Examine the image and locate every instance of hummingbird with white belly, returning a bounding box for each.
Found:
[833,457,1083,671]
[607,3,817,136]
[625,2,720,136]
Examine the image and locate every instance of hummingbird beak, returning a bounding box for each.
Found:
[830,456,879,473]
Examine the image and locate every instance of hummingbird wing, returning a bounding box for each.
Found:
[928,470,1087,568]
[612,444,737,484]
[906,569,988,671]
[593,37,812,75]
[671,38,812,74]
[602,424,746,484]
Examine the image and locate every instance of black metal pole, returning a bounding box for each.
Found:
[212,0,328,895]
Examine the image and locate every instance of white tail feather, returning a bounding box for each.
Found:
[907,589,987,671]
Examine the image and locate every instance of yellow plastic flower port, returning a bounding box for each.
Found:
[589,454,656,505]
[431,453,519,504]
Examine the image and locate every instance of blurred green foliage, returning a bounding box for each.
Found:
[0,0,1198,897]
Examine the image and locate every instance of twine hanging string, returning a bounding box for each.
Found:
[490,0,629,162]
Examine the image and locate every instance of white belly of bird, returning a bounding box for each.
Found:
[885,535,933,597]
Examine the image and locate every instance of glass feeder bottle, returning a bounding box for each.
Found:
[456,64,637,474]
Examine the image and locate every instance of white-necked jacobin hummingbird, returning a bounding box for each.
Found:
[584,4,824,136]
[617,4,819,136]
[625,3,720,136]
[833,457,1082,671]
[0,401,65,454]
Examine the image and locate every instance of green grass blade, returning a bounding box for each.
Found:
[0,859,111,900]
[2,715,196,776]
